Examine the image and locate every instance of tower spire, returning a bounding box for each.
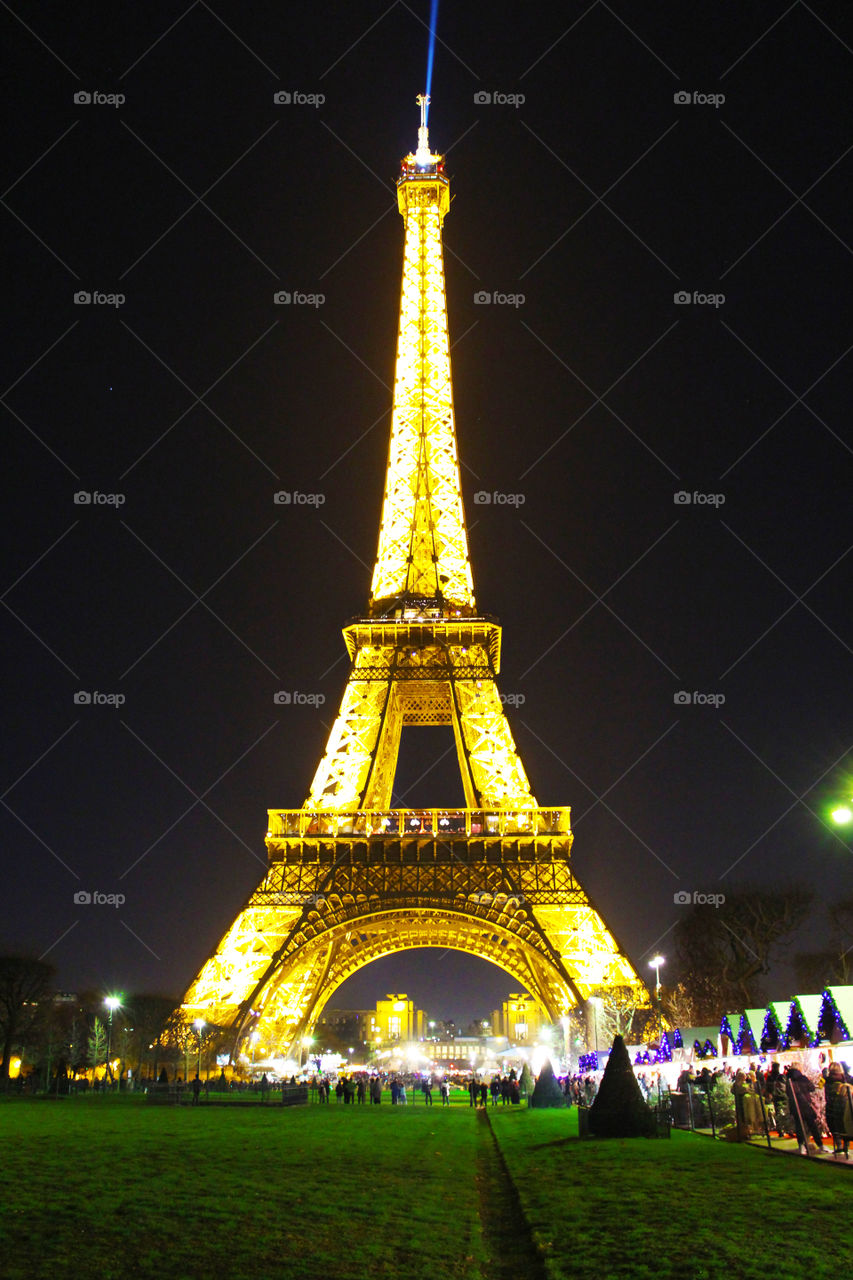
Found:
[369,97,474,618]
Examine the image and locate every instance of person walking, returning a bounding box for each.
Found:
[440,1078,450,1106]
[825,1062,853,1158]
[370,1076,381,1105]
[468,1076,478,1108]
[190,1075,202,1106]
[785,1065,824,1155]
[356,1076,366,1104]
[422,1077,433,1106]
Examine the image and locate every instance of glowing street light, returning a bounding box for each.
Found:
[831,804,852,825]
[193,1019,205,1079]
[104,996,121,1089]
[649,956,665,1047]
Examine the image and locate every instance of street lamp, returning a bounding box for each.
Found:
[193,1019,205,1079]
[104,996,121,1089]
[649,956,665,1047]
[588,997,603,1057]
[831,803,852,825]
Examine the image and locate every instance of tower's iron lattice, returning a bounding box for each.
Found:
[181,98,648,1059]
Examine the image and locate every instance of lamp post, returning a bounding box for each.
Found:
[193,1019,205,1080]
[104,996,121,1089]
[830,801,852,825]
[588,997,602,1059]
[649,956,665,1048]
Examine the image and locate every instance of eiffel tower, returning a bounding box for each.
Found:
[181,98,647,1060]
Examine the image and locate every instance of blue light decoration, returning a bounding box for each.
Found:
[578,1052,599,1073]
[760,1003,790,1053]
[673,1028,683,1049]
[818,987,853,1042]
[785,995,823,1049]
[719,1014,738,1055]
[693,1039,717,1059]
[424,0,440,123]
[657,1031,673,1063]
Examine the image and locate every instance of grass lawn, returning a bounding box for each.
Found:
[487,1107,853,1280]
[1,1097,850,1280]
[0,1095,486,1280]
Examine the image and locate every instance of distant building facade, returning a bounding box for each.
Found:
[492,993,544,1043]
[370,994,427,1044]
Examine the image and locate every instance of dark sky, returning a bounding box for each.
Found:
[2,1,851,1025]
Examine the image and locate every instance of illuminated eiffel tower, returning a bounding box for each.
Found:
[181,99,647,1060]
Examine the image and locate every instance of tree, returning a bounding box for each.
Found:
[530,1059,565,1108]
[672,885,813,1020]
[794,895,853,991]
[0,956,55,1089]
[122,994,181,1080]
[87,1016,108,1078]
[588,985,654,1044]
[588,1035,655,1138]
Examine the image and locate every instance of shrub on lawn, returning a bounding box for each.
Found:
[588,1035,656,1138]
[530,1059,566,1108]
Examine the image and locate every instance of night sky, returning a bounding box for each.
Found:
[2,2,851,1026]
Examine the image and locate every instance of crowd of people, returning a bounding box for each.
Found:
[674,1057,853,1156]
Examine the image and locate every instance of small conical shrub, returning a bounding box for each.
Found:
[530,1058,565,1108]
[588,1035,656,1137]
[519,1062,533,1096]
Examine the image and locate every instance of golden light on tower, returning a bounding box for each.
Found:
[179,100,650,1061]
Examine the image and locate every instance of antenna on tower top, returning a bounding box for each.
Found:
[415,93,431,166]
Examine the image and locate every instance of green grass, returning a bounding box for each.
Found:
[487,1108,853,1280]
[0,1096,486,1280]
[1,1097,850,1280]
